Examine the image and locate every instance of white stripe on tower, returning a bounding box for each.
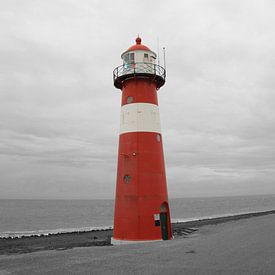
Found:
[120,103,161,134]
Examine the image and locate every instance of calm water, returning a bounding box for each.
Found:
[0,195,274,237]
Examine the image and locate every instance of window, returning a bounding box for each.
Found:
[127,96,133,104]
[144,53,149,63]
[156,134,161,142]
[124,53,134,64]
[129,53,135,63]
[124,174,131,183]
[123,54,129,64]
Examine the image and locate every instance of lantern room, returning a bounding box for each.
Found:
[113,37,166,90]
[121,36,157,65]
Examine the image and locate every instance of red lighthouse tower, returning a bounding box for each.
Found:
[112,37,171,243]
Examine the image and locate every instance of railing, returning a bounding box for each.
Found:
[113,62,166,88]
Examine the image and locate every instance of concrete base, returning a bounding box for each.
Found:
[111,237,163,245]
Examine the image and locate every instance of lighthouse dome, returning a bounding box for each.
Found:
[127,37,151,51]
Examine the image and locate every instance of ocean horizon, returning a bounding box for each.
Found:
[1,194,274,238]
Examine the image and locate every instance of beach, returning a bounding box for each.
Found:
[0,211,274,274]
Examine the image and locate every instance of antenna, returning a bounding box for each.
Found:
[163,47,166,70]
[157,37,160,66]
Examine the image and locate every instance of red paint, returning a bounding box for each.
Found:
[113,37,171,241]
[114,132,171,240]
[126,36,151,52]
[121,78,158,106]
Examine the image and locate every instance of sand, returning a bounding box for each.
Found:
[0,213,274,274]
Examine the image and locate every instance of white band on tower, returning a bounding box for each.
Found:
[120,103,161,134]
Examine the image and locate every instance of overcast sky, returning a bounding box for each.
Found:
[0,0,274,199]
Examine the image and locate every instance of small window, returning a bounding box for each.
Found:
[144,53,149,63]
[129,53,135,63]
[156,134,161,142]
[124,174,131,183]
[127,96,133,104]
[124,53,129,64]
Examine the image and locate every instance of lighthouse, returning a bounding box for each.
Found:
[112,37,171,243]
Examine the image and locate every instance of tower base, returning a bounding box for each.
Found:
[111,237,163,245]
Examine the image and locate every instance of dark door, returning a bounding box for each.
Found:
[160,212,168,240]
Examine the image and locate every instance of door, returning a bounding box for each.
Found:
[160,212,168,240]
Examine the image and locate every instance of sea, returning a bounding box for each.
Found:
[0,195,274,238]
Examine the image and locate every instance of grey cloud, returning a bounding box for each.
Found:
[0,0,274,198]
